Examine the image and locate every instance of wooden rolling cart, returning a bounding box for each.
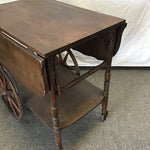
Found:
[0,0,126,149]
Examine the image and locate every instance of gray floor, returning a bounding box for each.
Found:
[0,69,150,150]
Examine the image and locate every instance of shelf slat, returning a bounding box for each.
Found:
[20,65,104,130]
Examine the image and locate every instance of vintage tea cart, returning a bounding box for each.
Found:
[0,0,126,149]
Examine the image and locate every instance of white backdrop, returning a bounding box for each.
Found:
[0,0,18,5]
[1,0,150,66]
[57,0,150,66]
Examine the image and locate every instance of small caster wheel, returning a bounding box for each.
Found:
[100,111,108,122]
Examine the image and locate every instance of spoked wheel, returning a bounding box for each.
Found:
[58,49,80,75]
[0,65,22,120]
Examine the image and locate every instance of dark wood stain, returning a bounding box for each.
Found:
[21,64,104,129]
[0,0,125,57]
[0,32,48,96]
[0,0,127,149]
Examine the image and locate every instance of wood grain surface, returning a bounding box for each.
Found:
[0,0,125,57]
[0,32,48,96]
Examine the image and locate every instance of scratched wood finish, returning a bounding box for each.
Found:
[0,0,125,57]
[0,33,48,96]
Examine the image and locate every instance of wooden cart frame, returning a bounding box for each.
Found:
[0,0,126,149]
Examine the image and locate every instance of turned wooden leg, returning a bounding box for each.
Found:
[101,29,115,121]
[50,91,63,150]
[48,56,63,150]
[101,61,111,121]
[53,127,63,150]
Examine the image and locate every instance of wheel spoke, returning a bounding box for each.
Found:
[2,73,7,90]
[7,96,18,118]
[62,52,69,64]
[58,53,63,62]
[0,75,5,89]
[6,80,21,112]
[0,77,3,88]
[68,49,80,75]
[7,95,20,113]
[8,79,18,98]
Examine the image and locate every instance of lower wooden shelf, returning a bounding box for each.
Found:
[20,65,104,130]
